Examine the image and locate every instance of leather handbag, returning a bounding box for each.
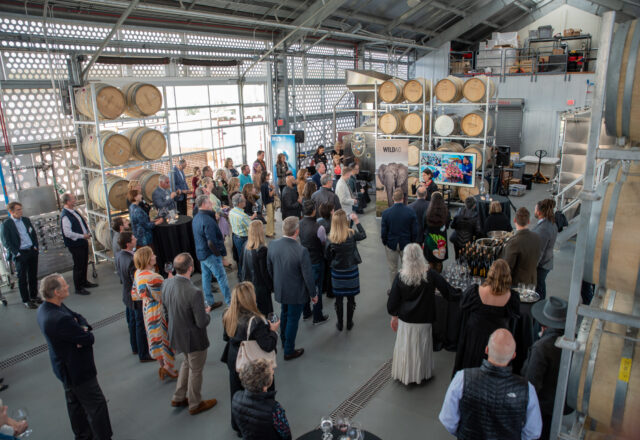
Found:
[235,316,277,373]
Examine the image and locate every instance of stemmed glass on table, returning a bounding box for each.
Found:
[11,407,32,438]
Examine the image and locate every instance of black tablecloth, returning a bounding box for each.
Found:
[433,286,539,375]
[297,428,382,440]
[152,214,198,277]
[473,194,511,230]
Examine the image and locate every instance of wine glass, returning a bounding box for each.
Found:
[336,415,350,434]
[164,262,174,275]
[11,407,32,438]
[320,416,333,440]
[348,422,364,440]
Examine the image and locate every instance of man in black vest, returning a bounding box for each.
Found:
[60,193,97,296]
[298,200,329,325]
[1,201,40,308]
[439,329,542,440]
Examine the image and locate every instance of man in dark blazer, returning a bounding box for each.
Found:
[1,201,40,308]
[381,189,418,291]
[60,193,97,296]
[267,217,318,361]
[502,207,542,286]
[114,232,151,362]
[172,159,190,216]
[161,253,217,416]
[408,186,429,244]
[37,273,112,439]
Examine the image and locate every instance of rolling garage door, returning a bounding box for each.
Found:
[495,98,524,153]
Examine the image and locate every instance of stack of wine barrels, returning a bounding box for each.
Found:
[124,127,167,161]
[604,19,640,142]
[94,220,112,250]
[462,75,496,102]
[81,131,131,167]
[122,82,163,117]
[379,110,406,134]
[402,78,431,103]
[461,110,494,137]
[88,175,130,211]
[434,114,460,137]
[379,78,407,103]
[403,111,427,135]
[435,76,464,102]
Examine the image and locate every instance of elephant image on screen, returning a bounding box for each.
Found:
[377,162,408,211]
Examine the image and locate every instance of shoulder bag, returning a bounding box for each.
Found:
[235,316,277,373]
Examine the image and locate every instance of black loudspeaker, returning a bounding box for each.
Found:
[496,145,511,166]
[292,130,305,143]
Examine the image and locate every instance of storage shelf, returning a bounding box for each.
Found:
[74,114,167,125]
[433,135,494,141]
[377,134,425,138]
[434,101,498,107]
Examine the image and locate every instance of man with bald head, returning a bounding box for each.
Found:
[439,329,542,440]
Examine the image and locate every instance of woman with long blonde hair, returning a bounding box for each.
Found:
[241,220,273,315]
[453,258,520,375]
[227,176,241,197]
[133,246,177,380]
[222,282,279,436]
[387,243,456,385]
[325,209,366,331]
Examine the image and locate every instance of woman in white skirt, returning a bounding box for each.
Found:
[387,243,456,385]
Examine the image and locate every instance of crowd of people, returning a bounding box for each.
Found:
[0,144,568,440]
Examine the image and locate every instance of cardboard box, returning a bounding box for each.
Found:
[552,48,564,55]
[451,61,470,74]
[563,28,581,36]
[509,66,520,74]
[539,56,549,63]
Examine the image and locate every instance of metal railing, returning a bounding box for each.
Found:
[555,158,608,215]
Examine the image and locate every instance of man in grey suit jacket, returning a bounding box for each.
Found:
[161,253,217,416]
[502,207,541,286]
[267,217,318,361]
[531,200,558,299]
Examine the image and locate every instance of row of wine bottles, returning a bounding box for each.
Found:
[457,241,506,278]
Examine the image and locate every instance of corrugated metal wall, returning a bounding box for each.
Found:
[497,74,595,157]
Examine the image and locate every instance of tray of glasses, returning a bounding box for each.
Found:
[516,288,540,303]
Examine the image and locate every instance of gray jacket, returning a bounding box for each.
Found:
[114,249,135,309]
[311,187,342,211]
[531,219,557,270]
[267,237,316,305]
[161,276,210,355]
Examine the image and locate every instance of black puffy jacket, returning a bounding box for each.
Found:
[232,389,285,440]
[325,223,366,269]
[457,360,529,440]
[451,207,483,248]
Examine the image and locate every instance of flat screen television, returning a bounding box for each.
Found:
[419,151,476,188]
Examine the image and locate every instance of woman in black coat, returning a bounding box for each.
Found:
[241,220,274,315]
[222,282,279,436]
[387,243,457,385]
[280,175,301,219]
[483,201,512,235]
[325,209,366,331]
[450,197,483,258]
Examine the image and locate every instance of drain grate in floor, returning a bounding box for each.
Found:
[329,359,392,420]
[0,310,126,370]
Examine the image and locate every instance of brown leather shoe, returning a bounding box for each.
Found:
[171,399,189,407]
[189,399,217,415]
[284,348,304,361]
[210,301,223,310]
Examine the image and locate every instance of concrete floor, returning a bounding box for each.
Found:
[0,182,574,439]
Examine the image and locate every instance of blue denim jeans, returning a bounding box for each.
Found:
[535,267,550,300]
[126,303,150,360]
[232,234,248,280]
[201,254,232,306]
[280,303,304,355]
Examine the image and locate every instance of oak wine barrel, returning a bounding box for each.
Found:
[569,288,640,436]
[121,82,163,117]
[605,19,640,142]
[379,78,407,103]
[584,162,640,294]
[408,143,420,167]
[461,110,494,137]
[435,76,464,102]
[126,168,161,203]
[74,83,126,120]
[403,78,431,103]
[81,131,131,167]
[88,175,129,211]
[95,220,112,251]
[124,127,167,161]
[464,144,493,170]
[378,110,406,134]
[403,111,427,135]
[437,142,464,153]
[434,114,460,137]
[462,75,496,102]
[458,179,488,201]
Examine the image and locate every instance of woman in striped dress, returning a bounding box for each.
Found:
[325,209,366,331]
[133,246,177,380]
